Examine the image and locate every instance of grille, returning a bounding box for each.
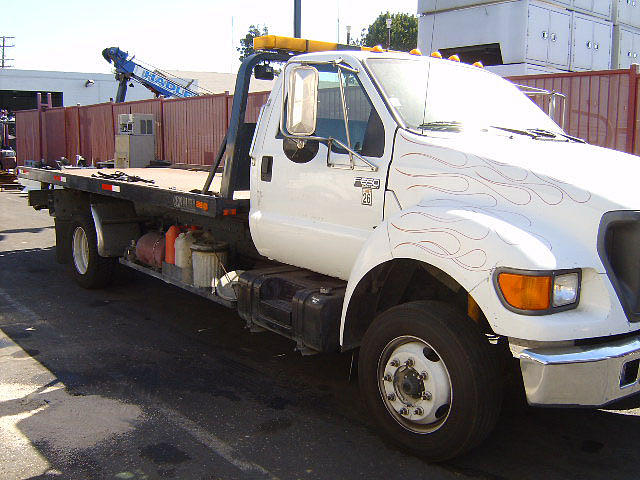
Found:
[598,211,640,322]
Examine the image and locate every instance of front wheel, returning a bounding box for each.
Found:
[70,218,115,289]
[358,301,502,462]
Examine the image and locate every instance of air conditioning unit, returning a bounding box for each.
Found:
[115,113,155,169]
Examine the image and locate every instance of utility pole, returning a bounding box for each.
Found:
[0,36,15,68]
[386,18,392,50]
[294,0,301,38]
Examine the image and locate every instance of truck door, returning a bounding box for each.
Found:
[250,61,394,280]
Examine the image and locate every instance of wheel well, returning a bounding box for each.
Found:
[342,259,493,350]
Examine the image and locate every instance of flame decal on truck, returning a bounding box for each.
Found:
[389,144,590,272]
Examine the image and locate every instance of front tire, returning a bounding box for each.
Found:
[70,217,115,289]
[358,301,502,462]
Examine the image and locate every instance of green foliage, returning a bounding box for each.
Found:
[238,25,269,62]
[360,12,418,52]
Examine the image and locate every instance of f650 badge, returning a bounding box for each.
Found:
[354,177,380,189]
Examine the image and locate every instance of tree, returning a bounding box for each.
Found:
[238,25,269,62]
[360,12,418,52]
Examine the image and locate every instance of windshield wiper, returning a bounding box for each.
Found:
[527,128,586,143]
[490,125,585,143]
[490,125,539,138]
[418,121,462,132]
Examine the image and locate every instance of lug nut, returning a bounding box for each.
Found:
[383,374,392,382]
[399,407,409,415]
[387,393,396,401]
[419,371,428,380]
[390,359,400,367]
[405,358,415,367]
[422,391,432,401]
[414,407,424,416]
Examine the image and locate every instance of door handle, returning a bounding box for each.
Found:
[261,156,273,182]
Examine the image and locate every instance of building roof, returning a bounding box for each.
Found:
[166,70,275,94]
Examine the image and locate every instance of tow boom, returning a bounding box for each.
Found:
[102,47,200,103]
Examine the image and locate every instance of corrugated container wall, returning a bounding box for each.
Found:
[15,91,273,166]
[16,110,40,163]
[510,67,637,153]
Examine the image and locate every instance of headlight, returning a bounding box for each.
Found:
[495,268,581,315]
[552,273,579,307]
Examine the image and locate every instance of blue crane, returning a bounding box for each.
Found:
[102,47,201,103]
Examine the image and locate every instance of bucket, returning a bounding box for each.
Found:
[191,242,228,289]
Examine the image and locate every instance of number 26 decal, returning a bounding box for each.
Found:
[361,188,372,206]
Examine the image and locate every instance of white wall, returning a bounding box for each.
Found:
[0,68,154,106]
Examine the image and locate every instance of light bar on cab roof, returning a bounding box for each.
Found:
[252,35,485,67]
[253,35,379,54]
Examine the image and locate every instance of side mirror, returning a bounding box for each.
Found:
[286,65,318,136]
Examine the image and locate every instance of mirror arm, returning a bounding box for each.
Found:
[337,67,354,169]
[326,137,378,172]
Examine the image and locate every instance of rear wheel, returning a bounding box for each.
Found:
[70,218,115,289]
[358,301,502,462]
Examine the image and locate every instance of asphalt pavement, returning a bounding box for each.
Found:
[1,189,640,480]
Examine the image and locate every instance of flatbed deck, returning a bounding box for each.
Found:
[18,166,248,218]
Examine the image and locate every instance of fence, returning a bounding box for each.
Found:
[16,90,270,166]
[15,66,640,165]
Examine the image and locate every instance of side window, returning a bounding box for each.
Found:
[340,71,384,158]
[277,64,385,160]
[316,67,384,159]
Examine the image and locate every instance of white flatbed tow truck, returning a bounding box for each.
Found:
[19,35,640,461]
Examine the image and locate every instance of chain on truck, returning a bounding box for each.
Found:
[19,35,640,461]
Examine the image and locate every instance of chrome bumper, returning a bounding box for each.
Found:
[518,335,640,406]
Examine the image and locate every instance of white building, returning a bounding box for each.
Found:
[0,68,275,114]
[0,68,154,111]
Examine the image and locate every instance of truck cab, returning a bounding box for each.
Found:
[249,39,640,458]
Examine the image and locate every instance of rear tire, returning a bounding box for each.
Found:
[70,217,115,289]
[358,300,502,462]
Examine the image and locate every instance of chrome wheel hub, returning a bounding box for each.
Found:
[378,336,452,433]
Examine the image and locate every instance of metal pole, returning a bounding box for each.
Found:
[294,0,301,38]
[386,17,392,50]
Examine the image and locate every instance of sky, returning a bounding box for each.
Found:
[1,0,417,75]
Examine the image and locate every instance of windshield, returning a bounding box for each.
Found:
[365,57,561,134]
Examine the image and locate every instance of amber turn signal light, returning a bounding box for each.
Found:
[497,273,552,311]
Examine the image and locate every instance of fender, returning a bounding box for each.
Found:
[340,199,623,346]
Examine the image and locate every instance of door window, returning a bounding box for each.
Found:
[278,64,384,162]
[315,66,384,159]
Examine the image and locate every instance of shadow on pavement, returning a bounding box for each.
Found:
[2,247,640,479]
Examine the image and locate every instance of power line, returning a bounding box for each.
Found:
[1,36,15,68]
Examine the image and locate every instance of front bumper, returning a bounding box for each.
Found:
[518,335,640,406]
